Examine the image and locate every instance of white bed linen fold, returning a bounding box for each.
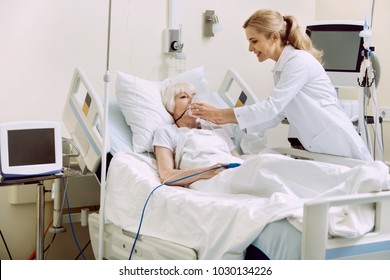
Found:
[104,152,389,259]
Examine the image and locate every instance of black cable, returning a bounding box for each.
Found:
[44,233,57,253]
[0,230,13,260]
[43,233,57,260]
[174,106,190,122]
[75,239,91,260]
[380,120,384,157]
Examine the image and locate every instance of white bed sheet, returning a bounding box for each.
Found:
[104,151,388,259]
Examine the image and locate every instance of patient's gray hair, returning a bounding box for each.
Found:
[161,82,196,114]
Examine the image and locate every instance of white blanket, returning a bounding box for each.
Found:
[104,152,389,259]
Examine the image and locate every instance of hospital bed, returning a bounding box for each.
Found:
[63,67,390,260]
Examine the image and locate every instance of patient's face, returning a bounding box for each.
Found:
[173,91,196,120]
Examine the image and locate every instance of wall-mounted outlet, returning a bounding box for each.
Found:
[163,28,183,53]
[379,107,390,122]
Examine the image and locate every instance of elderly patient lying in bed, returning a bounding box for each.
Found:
[153,81,243,187]
[153,83,389,260]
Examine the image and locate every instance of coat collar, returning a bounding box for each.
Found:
[272,44,296,73]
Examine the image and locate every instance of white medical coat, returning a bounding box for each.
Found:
[234,45,372,161]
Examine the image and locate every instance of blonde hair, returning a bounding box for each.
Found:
[162,82,196,114]
[243,9,323,62]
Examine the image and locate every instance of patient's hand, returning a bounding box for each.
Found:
[201,163,229,179]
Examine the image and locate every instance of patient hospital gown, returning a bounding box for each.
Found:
[153,123,243,170]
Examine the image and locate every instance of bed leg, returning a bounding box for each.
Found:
[301,202,329,259]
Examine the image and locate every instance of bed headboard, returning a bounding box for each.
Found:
[217,68,258,108]
[63,67,104,174]
[216,68,260,153]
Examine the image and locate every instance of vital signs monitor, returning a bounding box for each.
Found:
[0,121,62,178]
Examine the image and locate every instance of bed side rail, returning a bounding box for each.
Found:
[217,68,258,108]
[301,191,390,259]
[216,69,260,154]
[63,67,104,173]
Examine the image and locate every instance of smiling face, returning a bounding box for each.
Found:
[245,26,283,62]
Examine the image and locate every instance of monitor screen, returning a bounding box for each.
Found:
[8,128,56,166]
[0,121,62,178]
[306,22,364,88]
[310,30,362,72]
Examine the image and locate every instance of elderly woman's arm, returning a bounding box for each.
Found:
[154,146,226,187]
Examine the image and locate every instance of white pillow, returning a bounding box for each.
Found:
[116,67,211,153]
[108,99,133,155]
[161,67,211,99]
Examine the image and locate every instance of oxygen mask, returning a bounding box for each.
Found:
[174,93,198,122]
[187,94,199,118]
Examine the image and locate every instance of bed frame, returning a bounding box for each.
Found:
[275,147,390,259]
[64,67,390,260]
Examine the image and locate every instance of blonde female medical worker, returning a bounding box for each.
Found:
[191,9,373,162]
